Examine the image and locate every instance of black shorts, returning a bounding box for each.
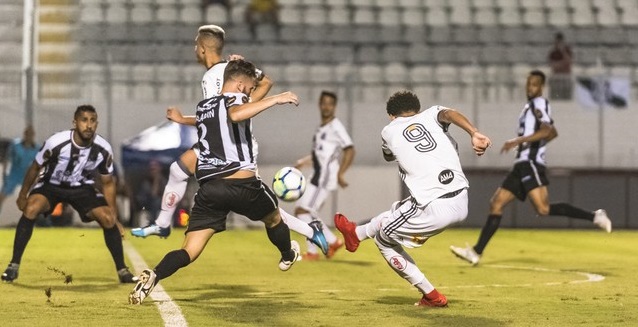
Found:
[30,183,108,222]
[501,161,549,201]
[188,176,279,233]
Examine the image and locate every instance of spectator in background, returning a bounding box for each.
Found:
[245,0,280,39]
[547,32,573,100]
[135,160,167,226]
[0,126,39,215]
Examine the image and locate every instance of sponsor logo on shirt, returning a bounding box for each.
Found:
[438,169,454,184]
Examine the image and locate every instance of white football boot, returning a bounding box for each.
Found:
[129,269,158,304]
[593,209,612,233]
[278,240,300,271]
[450,243,480,266]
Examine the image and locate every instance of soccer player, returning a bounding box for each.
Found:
[1,105,138,283]
[130,25,329,255]
[0,126,39,214]
[450,70,612,266]
[294,91,354,260]
[334,91,492,307]
[129,60,302,304]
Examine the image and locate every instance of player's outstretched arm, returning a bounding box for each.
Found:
[166,106,196,126]
[295,154,312,169]
[438,108,491,156]
[501,122,554,153]
[228,91,299,122]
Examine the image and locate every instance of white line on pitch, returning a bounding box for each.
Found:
[124,240,188,327]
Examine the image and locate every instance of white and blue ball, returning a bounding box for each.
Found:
[272,167,306,202]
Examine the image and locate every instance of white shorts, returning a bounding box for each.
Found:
[295,183,329,216]
[376,189,468,249]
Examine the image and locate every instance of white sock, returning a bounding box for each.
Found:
[279,209,313,239]
[355,210,390,241]
[154,161,190,228]
[297,213,318,253]
[375,238,432,293]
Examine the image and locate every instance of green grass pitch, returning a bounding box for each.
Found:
[0,227,636,326]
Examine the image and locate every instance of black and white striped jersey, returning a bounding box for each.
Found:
[33,130,114,188]
[515,96,553,166]
[194,92,257,182]
[309,118,353,190]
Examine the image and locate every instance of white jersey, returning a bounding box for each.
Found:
[201,61,228,99]
[514,96,553,166]
[381,105,469,206]
[34,130,114,188]
[309,118,353,191]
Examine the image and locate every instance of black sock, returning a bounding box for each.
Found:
[103,225,126,270]
[154,249,191,280]
[474,214,502,255]
[549,203,594,221]
[266,221,294,261]
[10,216,36,264]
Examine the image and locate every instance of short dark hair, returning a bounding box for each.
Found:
[386,91,420,116]
[529,70,546,85]
[319,91,337,104]
[74,104,97,120]
[555,32,564,41]
[223,59,257,83]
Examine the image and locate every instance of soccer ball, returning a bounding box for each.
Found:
[272,167,306,202]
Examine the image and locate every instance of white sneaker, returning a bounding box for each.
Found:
[593,209,612,233]
[278,240,300,271]
[128,269,157,305]
[450,243,480,266]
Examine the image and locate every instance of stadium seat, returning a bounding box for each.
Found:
[424,6,448,26]
[431,46,458,64]
[473,7,498,26]
[448,0,472,26]
[283,63,308,83]
[592,0,619,26]
[280,6,303,25]
[477,26,502,44]
[381,44,408,64]
[308,64,334,83]
[104,3,127,24]
[353,26,380,45]
[401,7,426,26]
[359,64,383,84]
[456,45,480,65]
[378,7,401,26]
[568,0,595,26]
[279,25,305,43]
[427,26,452,45]
[617,0,638,26]
[327,6,350,26]
[130,3,153,24]
[495,0,521,26]
[205,4,229,25]
[520,0,546,26]
[303,25,326,43]
[303,5,327,26]
[384,62,409,84]
[256,25,279,42]
[452,26,479,45]
[402,26,427,44]
[353,7,376,25]
[180,4,203,25]
[79,4,103,23]
[406,44,433,64]
[399,0,423,8]
[356,44,381,64]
